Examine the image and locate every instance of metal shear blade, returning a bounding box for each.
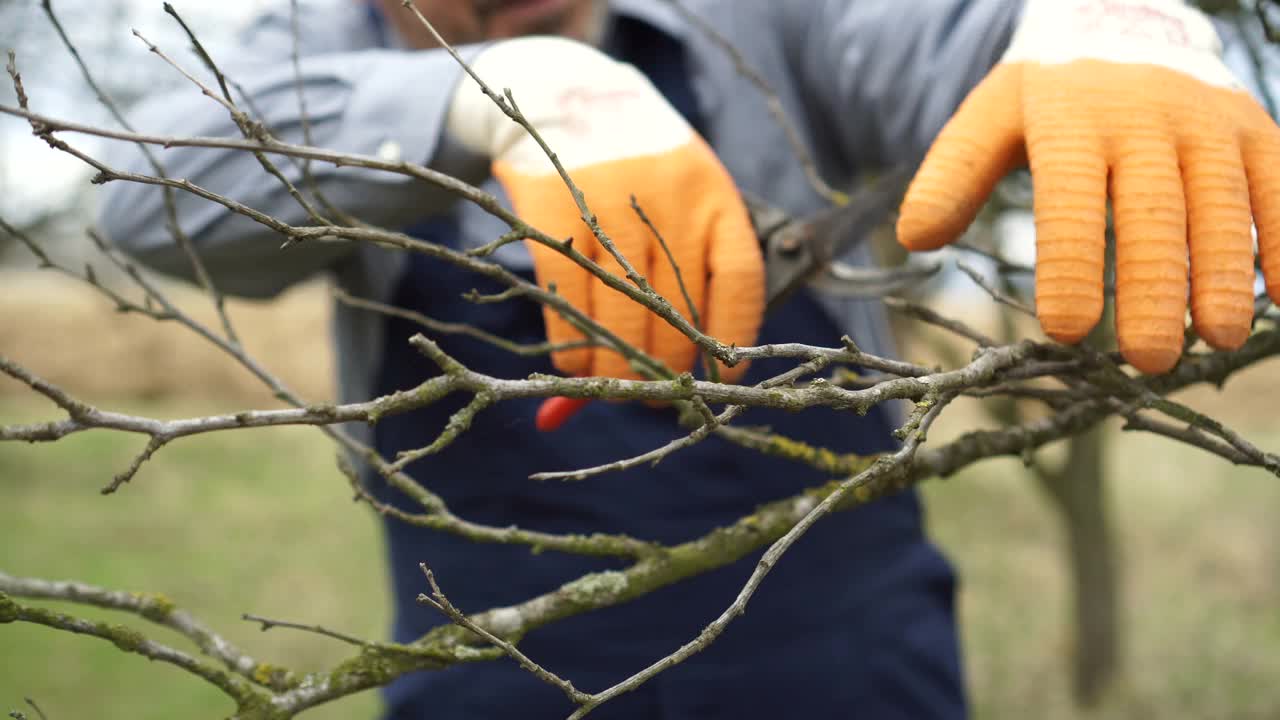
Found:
[748,164,933,312]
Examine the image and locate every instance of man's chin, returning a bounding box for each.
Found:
[489,13,573,39]
[481,0,564,30]
[480,0,603,42]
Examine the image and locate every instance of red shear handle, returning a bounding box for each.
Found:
[535,397,592,432]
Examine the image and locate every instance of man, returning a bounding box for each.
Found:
[97,0,1280,717]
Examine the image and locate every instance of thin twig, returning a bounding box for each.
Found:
[654,0,845,205]
[952,240,1035,277]
[23,699,46,720]
[242,614,371,647]
[882,295,998,347]
[417,564,590,705]
[387,392,494,473]
[957,260,1037,317]
[333,288,592,357]
[630,194,719,382]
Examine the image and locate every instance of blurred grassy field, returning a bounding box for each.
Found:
[0,396,387,720]
[928,409,1280,719]
[4,272,1280,718]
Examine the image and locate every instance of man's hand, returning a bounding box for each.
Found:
[898,0,1280,374]
[448,37,764,382]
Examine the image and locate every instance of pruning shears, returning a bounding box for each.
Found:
[751,163,932,312]
[535,164,936,431]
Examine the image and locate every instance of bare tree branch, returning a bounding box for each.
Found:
[0,592,264,705]
[0,572,293,691]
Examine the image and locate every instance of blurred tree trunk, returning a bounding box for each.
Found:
[1037,423,1118,706]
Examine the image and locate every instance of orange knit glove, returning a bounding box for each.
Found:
[898,0,1280,373]
[448,38,764,382]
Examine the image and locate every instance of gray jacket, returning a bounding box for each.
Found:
[97,0,1025,417]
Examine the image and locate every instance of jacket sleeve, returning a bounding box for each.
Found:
[780,0,1025,172]
[95,7,488,298]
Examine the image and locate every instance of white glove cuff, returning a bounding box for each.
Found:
[446,36,693,174]
[1003,0,1241,90]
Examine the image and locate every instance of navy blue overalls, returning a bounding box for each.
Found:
[370,13,965,719]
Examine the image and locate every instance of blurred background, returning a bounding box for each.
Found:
[4,1,1280,718]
